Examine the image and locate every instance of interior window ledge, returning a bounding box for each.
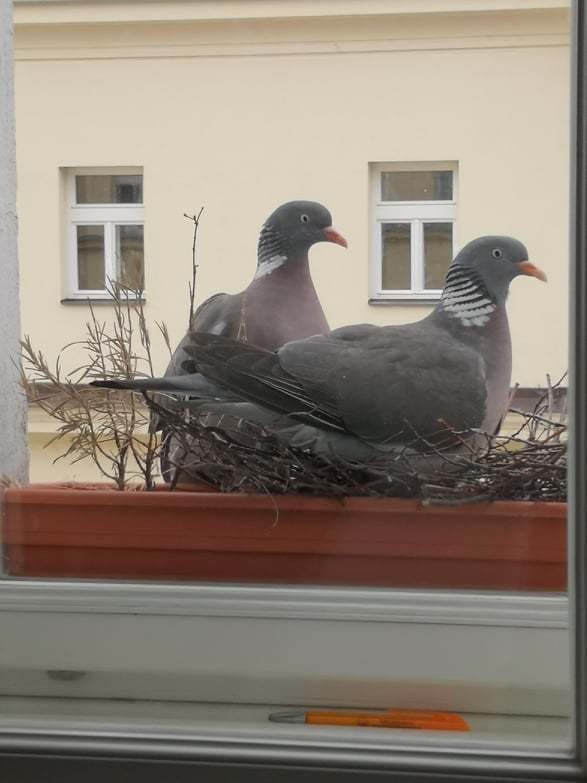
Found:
[0,696,573,766]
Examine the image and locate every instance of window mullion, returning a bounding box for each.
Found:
[376,216,383,294]
[412,219,423,292]
[70,223,79,295]
[105,222,116,289]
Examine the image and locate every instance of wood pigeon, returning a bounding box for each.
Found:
[154,200,347,477]
[95,236,546,462]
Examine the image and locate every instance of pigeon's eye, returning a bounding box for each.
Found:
[300,214,310,224]
[492,248,504,259]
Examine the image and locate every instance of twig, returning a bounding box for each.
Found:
[184,207,205,331]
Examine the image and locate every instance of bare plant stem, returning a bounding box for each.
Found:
[184,207,204,331]
[20,281,171,489]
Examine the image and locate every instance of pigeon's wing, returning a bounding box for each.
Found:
[150,292,240,435]
[183,333,346,431]
[280,325,379,375]
[275,325,379,410]
[184,325,488,444]
[331,326,488,442]
[163,293,234,378]
[182,326,438,437]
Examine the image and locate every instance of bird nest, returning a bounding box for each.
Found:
[148,381,567,504]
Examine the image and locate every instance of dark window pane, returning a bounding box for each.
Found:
[381,223,411,290]
[424,222,453,289]
[76,175,143,204]
[77,225,105,290]
[116,225,144,290]
[381,170,453,201]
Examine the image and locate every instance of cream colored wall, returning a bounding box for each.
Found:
[13,3,570,480]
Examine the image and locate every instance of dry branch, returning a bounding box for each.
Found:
[20,282,163,490]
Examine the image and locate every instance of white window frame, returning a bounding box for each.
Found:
[64,166,144,300]
[370,161,458,302]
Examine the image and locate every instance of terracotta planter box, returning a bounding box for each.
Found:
[1,484,566,591]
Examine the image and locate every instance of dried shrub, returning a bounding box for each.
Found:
[20,282,171,489]
[20,209,205,490]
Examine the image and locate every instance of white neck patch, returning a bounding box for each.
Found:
[254,254,287,280]
[441,279,496,327]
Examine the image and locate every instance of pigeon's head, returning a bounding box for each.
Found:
[451,235,546,303]
[261,201,347,259]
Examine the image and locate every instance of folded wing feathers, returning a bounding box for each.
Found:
[184,334,345,430]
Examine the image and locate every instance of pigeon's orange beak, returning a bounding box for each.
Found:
[322,226,348,248]
[517,260,547,282]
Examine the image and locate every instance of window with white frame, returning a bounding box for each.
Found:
[65,168,144,299]
[370,162,457,301]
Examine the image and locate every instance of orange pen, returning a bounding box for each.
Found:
[269,709,470,731]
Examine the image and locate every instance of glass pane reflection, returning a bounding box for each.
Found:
[424,222,453,289]
[76,225,105,290]
[2,0,573,759]
[382,223,411,289]
[76,175,143,204]
[381,170,453,201]
[116,225,144,290]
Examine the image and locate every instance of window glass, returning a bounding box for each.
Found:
[116,224,144,289]
[424,222,453,289]
[1,0,575,768]
[382,222,411,289]
[381,170,453,201]
[76,224,105,289]
[76,174,143,204]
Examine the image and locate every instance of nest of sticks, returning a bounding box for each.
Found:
[148,379,567,504]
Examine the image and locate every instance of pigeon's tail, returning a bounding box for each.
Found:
[90,374,223,396]
[91,377,178,392]
[182,332,345,431]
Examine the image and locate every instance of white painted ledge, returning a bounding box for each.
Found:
[0,580,569,627]
[0,697,572,758]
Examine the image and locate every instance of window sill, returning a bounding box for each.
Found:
[60,298,146,305]
[368,297,440,306]
[0,695,571,761]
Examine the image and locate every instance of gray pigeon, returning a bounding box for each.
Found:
[95,236,546,462]
[155,200,347,477]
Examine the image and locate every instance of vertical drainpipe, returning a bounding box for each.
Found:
[0,0,29,483]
